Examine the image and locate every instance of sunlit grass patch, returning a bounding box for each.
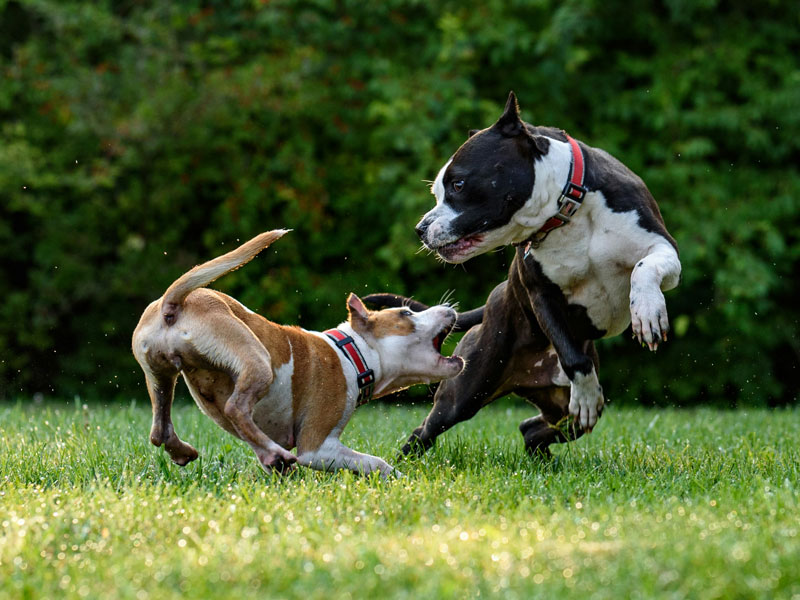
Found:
[1,400,799,599]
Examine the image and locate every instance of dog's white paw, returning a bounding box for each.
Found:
[568,370,604,431]
[630,285,669,351]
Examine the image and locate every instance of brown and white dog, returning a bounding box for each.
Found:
[132,230,464,477]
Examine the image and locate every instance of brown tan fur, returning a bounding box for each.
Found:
[288,329,348,454]
[366,310,416,338]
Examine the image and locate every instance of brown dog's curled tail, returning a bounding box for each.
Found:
[161,229,290,325]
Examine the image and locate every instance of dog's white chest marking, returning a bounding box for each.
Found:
[534,192,678,338]
[252,351,295,445]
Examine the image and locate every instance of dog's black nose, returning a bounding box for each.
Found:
[415,220,427,239]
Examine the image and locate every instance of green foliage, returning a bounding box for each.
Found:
[0,0,797,405]
[2,401,800,598]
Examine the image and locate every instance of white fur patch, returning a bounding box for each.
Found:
[296,436,399,478]
[548,348,570,387]
[424,159,461,248]
[251,351,295,443]
[431,158,451,206]
[569,368,604,430]
[629,243,681,349]
[532,192,680,339]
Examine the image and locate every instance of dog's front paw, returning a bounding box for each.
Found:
[568,371,604,431]
[630,286,669,351]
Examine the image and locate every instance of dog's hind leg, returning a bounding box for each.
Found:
[518,386,584,458]
[184,307,297,474]
[518,341,598,456]
[144,371,199,466]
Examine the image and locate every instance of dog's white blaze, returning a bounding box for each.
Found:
[424,158,466,247]
[431,158,452,205]
[379,306,462,393]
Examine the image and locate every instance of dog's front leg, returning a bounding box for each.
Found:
[526,291,603,432]
[297,438,401,479]
[630,242,681,351]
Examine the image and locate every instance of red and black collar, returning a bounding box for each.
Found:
[324,329,375,406]
[521,134,587,255]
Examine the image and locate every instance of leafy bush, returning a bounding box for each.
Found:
[1,0,797,405]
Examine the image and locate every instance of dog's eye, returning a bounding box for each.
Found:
[452,180,464,192]
[400,310,413,317]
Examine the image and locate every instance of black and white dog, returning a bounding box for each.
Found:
[366,92,680,457]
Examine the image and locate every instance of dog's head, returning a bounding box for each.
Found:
[416,92,553,263]
[345,293,464,396]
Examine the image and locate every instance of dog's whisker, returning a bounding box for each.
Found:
[437,289,458,309]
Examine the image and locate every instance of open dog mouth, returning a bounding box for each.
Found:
[434,234,484,260]
[431,318,464,370]
[432,321,454,353]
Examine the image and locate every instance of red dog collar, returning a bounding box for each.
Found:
[523,134,587,255]
[324,329,375,405]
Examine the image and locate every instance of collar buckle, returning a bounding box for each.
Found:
[563,181,587,202]
[357,370,375,404]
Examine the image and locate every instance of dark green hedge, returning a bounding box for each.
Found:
[1,0,798,406]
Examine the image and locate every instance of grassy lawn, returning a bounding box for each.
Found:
[1,398,798,599]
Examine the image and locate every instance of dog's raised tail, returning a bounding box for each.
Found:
[161,229,290,325]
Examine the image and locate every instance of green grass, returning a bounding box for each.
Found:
[1,399,799,599]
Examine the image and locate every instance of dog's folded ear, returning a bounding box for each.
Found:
[347,293,370,326]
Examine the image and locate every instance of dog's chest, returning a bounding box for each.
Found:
[533,202,660,337]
